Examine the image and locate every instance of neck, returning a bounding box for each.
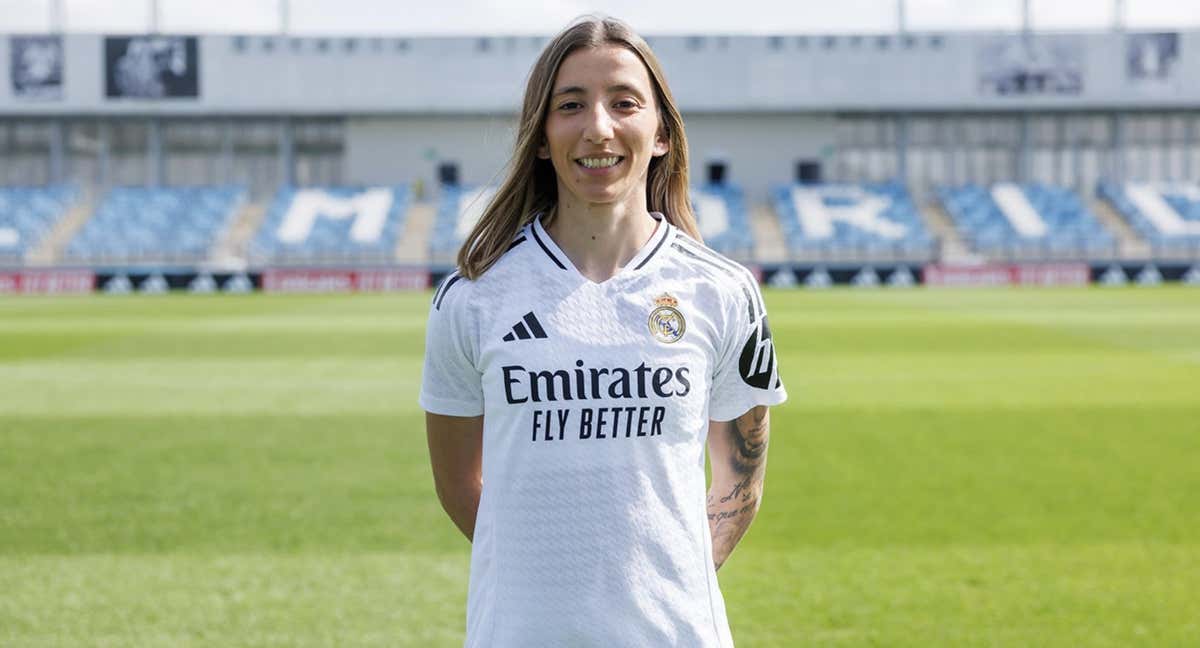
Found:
[545,190,658,283]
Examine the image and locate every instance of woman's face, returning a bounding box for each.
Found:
[539,44,669,209]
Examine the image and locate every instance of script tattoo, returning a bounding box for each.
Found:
[707,406,770,571]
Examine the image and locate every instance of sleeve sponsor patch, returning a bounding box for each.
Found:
[737,316,776,389]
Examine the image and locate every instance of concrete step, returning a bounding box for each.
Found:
[396,202,435,264]
[1090,199,1150,259]
[749,204,788,263]
[207,201,267,270]
[25,195,94,266]
[919,201,979,264]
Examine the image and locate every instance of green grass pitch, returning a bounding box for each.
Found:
[1,287,1198,646]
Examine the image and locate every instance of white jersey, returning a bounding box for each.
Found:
[420,213,786,647]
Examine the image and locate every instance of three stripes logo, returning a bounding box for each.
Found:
[502,312,548,342]
[738,316,779,389]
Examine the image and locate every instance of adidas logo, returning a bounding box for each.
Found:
[502,312,548,342]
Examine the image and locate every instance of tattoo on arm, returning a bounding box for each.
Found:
[707,406,770,571]
[730,406,768,475]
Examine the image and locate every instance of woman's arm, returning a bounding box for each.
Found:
[426,412,484,542]
[706,405,770,571]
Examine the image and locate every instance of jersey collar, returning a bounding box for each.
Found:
[530,212,675,281]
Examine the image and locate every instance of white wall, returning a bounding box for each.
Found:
[6,31,1200,115]
[345,115,517,193]
[683,113,837,200]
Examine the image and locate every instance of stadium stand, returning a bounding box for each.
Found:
[0,185,77,264]
[937,183,1115,259]
[248,186,410,264]
[770,182,935,261]
[65,186,243,263]
[692,183,754,257]
[1098,182,1200,256]
[429,185,495,260]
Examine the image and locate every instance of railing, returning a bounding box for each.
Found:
[784,239,939,264]
[1149,238,1200,261]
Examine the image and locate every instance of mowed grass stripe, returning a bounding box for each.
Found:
[2,405,1196,554]
[0,352,1190,414]
[1,545,1195,648]
[0,414,458,554]
[0,553,469,648]
[2,292,1197,415]
[0,361,418,416]
[722,544,1200,647]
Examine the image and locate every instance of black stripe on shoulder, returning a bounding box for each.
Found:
[670,242,756,323]
[431,271,457,306]
[530,224,567,270]
[506,235,527,252]
[435,273,465,310]
[633,224,670,270]
[672,237,762,320]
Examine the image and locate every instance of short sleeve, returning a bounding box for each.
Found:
[708,278,787,422]
[418,273,484,416]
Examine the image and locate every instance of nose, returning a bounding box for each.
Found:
[582,102,614,144]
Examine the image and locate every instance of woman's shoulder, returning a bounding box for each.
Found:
[429,268,474,315]
[667,232,760,298]
[432,231,533,312]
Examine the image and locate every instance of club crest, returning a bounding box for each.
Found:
[648,293,686,344]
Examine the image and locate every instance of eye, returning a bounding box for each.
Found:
[557,101,582,111]
[614,99,639,109]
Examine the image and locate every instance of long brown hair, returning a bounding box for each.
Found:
[456,16,701,280]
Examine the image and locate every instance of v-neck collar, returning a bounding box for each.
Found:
[529,212,675,285]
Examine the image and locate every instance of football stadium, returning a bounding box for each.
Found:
[2,1,1199,646]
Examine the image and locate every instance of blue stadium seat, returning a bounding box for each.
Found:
[770,182,934,260]
[691,183,755,257]
[430,185,495,259]
[0,185,78,262]
[939,183,1115,258]
[1099,182,1200,255]
[65,186,244,263]
[249,185,410,264]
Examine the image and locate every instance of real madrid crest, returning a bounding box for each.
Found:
[648,293,686,344]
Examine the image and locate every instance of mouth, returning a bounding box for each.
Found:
[575,155,625,171]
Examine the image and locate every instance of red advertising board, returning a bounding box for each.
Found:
[923,263,1090,287]
[0,270,94,295]
[262,268,430,293]
[355,269,430,291]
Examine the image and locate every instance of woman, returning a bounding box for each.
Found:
[420,16,786,647]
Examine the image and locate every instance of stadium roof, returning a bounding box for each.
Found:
[2,0,1198,36]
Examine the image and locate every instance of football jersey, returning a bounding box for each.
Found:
[420,212,786,647]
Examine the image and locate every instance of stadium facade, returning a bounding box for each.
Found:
[1,28,1198,292]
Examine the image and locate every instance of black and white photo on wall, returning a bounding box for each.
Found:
[10,35,63,100]
[977,35,1084,96]
[1127,32,1179,81]
[104,35,199,99]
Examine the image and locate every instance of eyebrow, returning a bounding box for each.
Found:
[552,83,645,98]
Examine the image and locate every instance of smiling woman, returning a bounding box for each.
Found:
[454,16,699,282]
[421,15,787,648]
[538,47,669,214]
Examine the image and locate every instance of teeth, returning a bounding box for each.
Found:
[579,156,620,169]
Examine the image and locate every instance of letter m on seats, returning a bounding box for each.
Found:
[275,188,393,244]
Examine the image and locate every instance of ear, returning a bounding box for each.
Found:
[536,140,551,160]
[652,131,670,158]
